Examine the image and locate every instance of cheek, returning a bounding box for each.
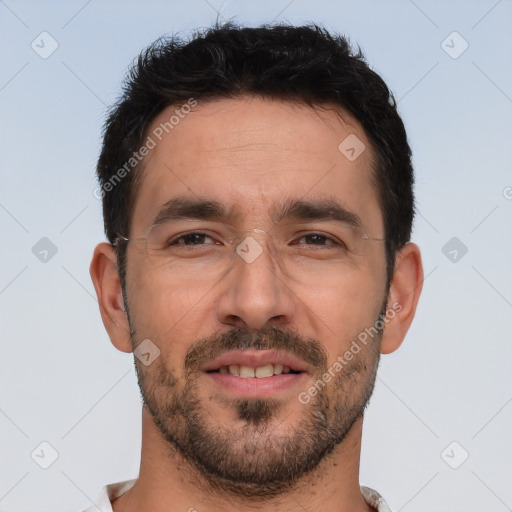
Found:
[126,263,216,365]
[301,264,385,358]
[127,265,187,332]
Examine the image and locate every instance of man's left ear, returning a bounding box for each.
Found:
[380,242,424,354]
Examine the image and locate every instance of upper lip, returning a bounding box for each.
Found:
[201,349,309,373]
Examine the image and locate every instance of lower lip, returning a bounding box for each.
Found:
[204,372,306,397]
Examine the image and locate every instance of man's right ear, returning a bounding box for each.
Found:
[89,242,133,353]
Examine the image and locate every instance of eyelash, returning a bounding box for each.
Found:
[167,230,346,249]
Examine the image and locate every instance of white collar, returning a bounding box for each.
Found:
[83,479,392,511]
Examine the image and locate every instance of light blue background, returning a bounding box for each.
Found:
[1,1,511,510]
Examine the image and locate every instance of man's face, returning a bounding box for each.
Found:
[123,96,389,496]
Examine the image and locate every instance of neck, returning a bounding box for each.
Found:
[112,407,373,512]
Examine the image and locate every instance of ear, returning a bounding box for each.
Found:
[380,242,423,354]
[89,242,133,353]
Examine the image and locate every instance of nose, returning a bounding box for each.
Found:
[215,233,296,330]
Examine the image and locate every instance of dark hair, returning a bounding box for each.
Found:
[96,22,414,293]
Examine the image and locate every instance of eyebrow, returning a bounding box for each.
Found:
[151,196,363,230]
[152,197,233,226]
[271,197,362,229]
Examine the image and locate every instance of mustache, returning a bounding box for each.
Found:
[184,325,328,373]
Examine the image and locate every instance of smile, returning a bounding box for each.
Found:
[208,363,301,378]
[201,349,308,397]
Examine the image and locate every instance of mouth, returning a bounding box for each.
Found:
[201,349,308,375]
[207,363,302,378]
[201,350,308,397]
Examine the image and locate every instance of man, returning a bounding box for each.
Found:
[87,22,423,512]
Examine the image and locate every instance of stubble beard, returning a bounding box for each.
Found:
[129,316,384,499]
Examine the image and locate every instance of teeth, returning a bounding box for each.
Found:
[239,365,255,378]
[255,364,274,378]
[218,363,297,377]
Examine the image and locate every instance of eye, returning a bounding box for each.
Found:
[292,232,346,248]
[167,231,217,247]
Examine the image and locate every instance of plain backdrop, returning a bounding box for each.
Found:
[1,1,511,511]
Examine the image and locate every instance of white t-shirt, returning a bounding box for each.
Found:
[80,480,392,511]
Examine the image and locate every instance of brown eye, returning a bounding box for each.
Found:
[293,233,346,248]
[168,231,216,246]
[301,234,329,245]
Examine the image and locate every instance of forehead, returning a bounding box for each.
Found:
[130,96,382,234]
